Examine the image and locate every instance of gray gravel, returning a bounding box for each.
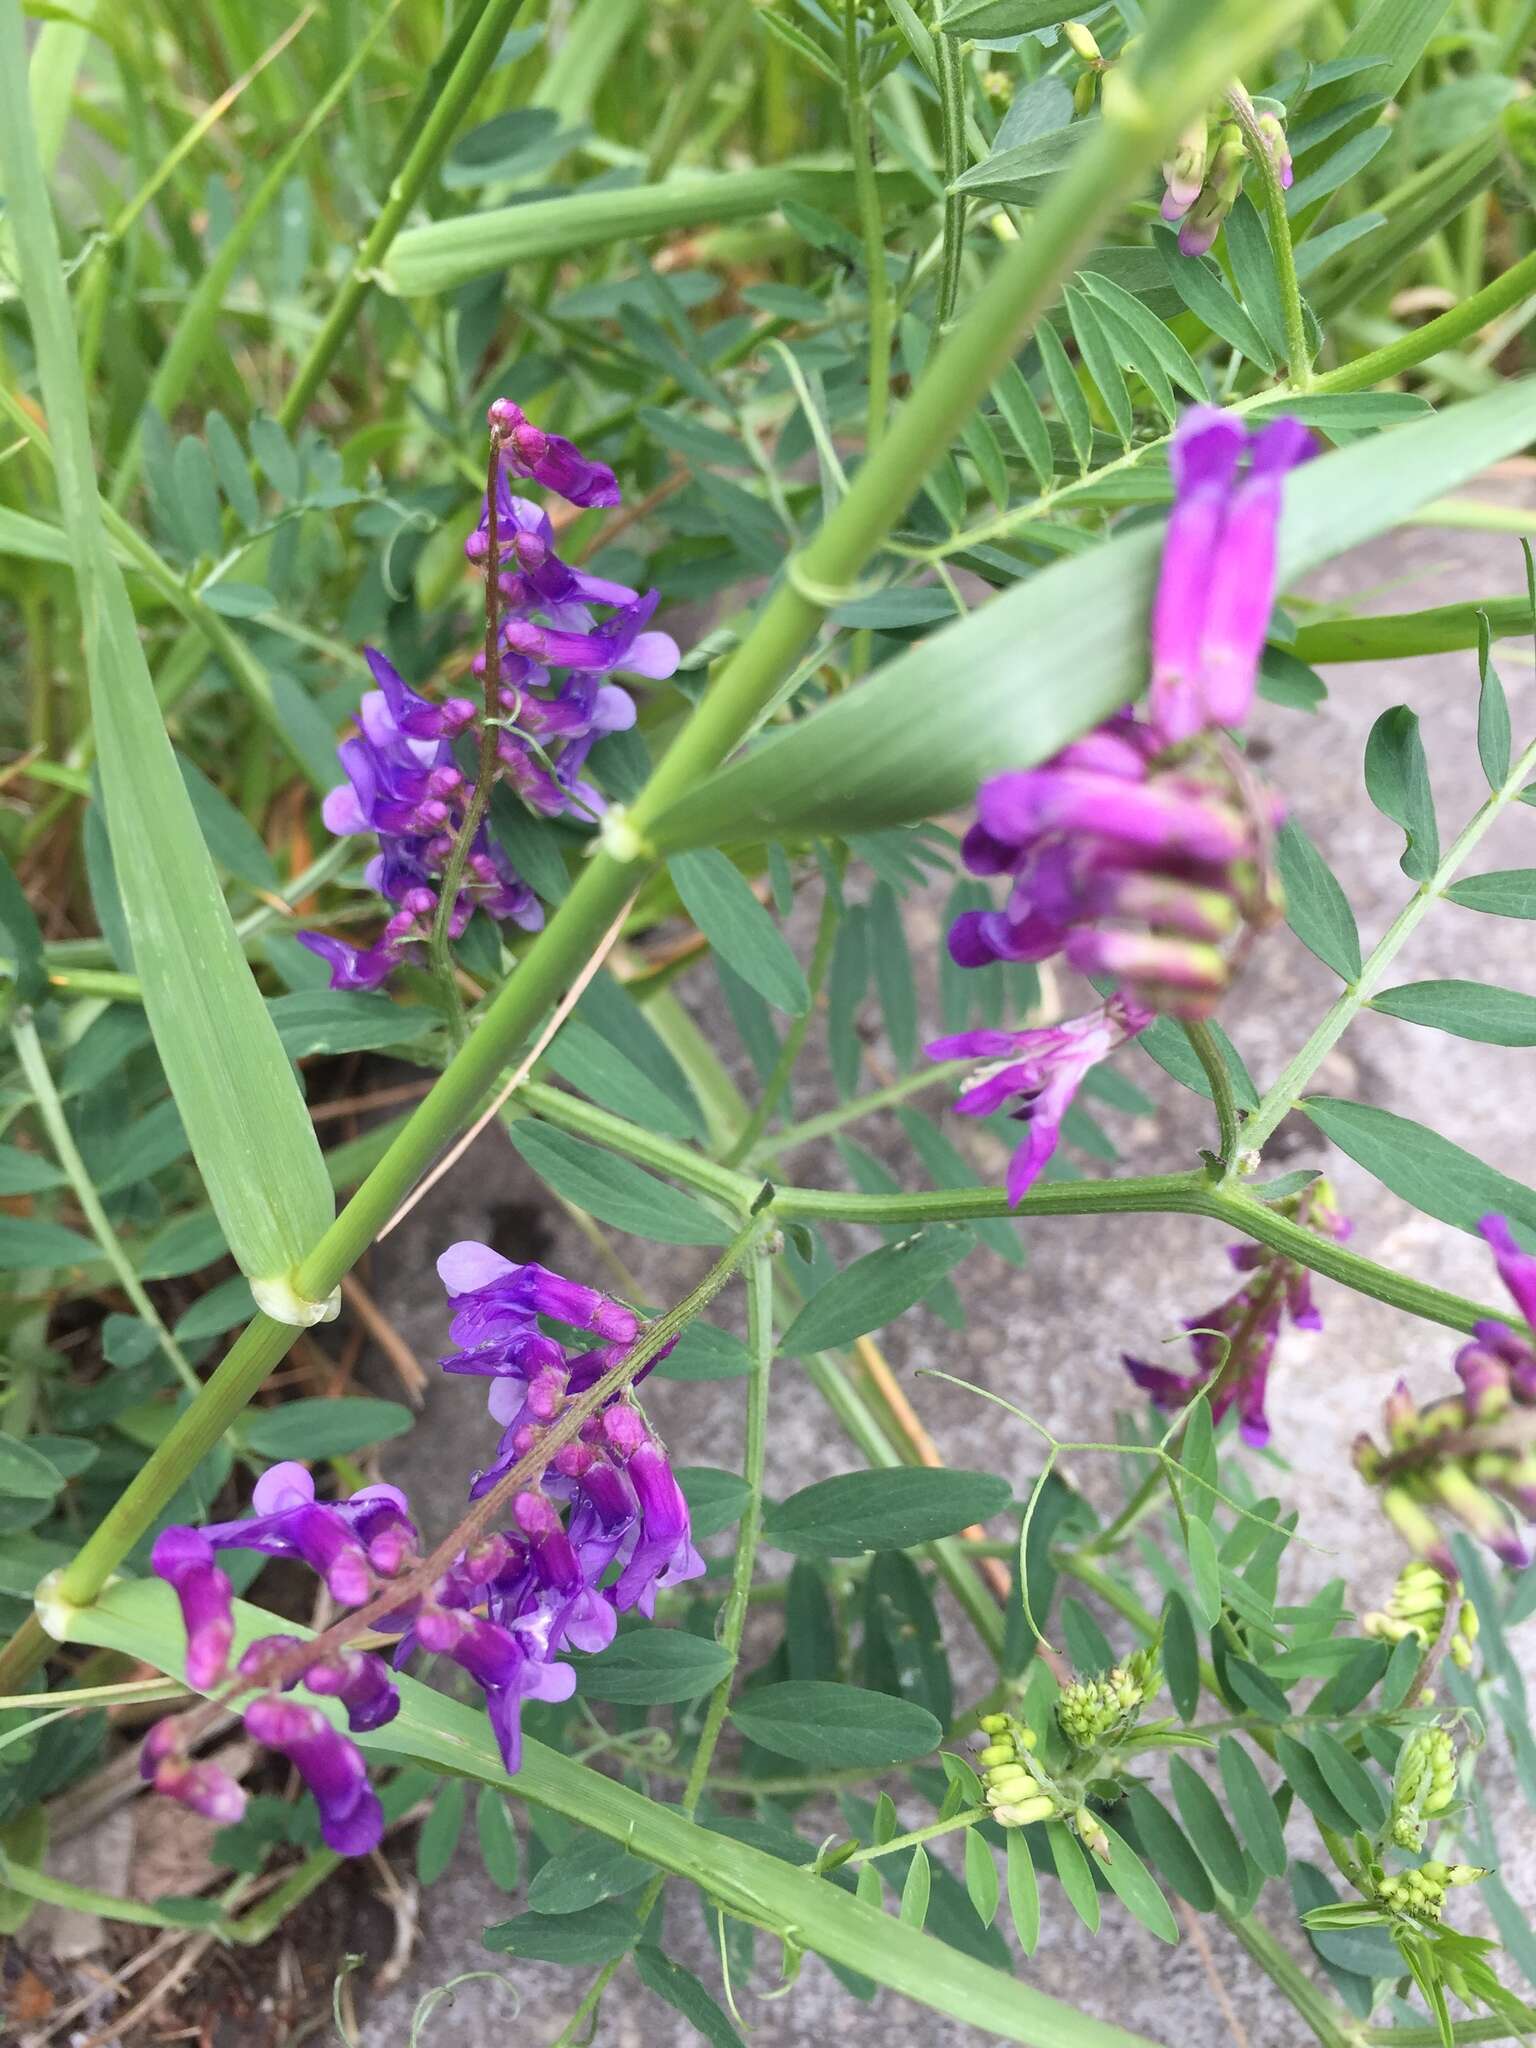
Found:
[351,511,1536,2047]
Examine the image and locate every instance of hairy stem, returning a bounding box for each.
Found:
[845,0,893,449]
[1226,84,1311,389]
[935,29,968,329]
[1215,1906,1353,2048]
[1182,1020,1243,1169]
[848,1807,988,1864]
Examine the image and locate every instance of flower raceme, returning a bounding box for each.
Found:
[1123,1180,1350,1446]
[1160,104,1294,258]
[145,1250,699,1851]
[1354,1215,1536,1573]
[302,403,678,991]
[932,406,1308,1201]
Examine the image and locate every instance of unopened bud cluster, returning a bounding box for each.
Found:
[1160,102,1293,259]
[1363,1560,1453,1647]
[1390,1726,1459,1850]
[1057,1651,1159,1750]
[1375,1858,1487,1925]
[1354,1217,1536,1573]
[972,1712,1055,1827]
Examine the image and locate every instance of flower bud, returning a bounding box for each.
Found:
[1063,19,1100,61]
[990,1796,1056,1828]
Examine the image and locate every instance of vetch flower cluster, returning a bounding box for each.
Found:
[1363,1559,1479,1670]
[930,408,1309,1202]
[1354,1214,1536,1573]
[144,1249,700,1854]
[302,402,677,991]
[1390,1726,1460,1852]
[1161,102,1292,257]
[1123,1179,1350,1446]
[1056,1648,1159,1751]
[969,1712,1054,1828]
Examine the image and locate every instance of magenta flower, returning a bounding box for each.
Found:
[150,1528,235,1691]
[1149,407,1313,747]
[191,1463,419,1606]
[486,397,620,509]
[243,1697,384,1856]
[926,993,1152,1203]
[139,1718,246,1825]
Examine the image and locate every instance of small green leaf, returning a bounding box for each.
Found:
[476,1788,520,1891]
[729,1683,941,1768]
[1162,1592,1201,1722]
[1168,1759,1247,1896]
[203,411,260,530]
[1274,1733,1357,1835]
[869,883,919,1070]
[506,1121,726,1246]
[1446,870,1536,918]
[1095,1821,1178,1944]
[1179,1397,1218,1523]
[1060,1597,1113,1675]
[266,991,440,1059]
[483,1901,639,1964]
[669,851,808,1015]
[1276,820,1361,982]
[0,846,45,1001]
[172,435,223,558]
[780,1228,974,1353]
[764,1469,1012,1558]
[249,413,301,499]
[1306,1729,1387,1830]
[1079,269,1206,402]
[677,1467,753,1540]
[0,1148,67,1196]
[1005,1830,1040,1955]
[1035,319,1091,472]
[526,1836,653,1914]
[652,1323,752,1383]
[954,1829,1001,1938]
[576,1629,734,1705]
[1183,1519,1222,1628]
[1302,1096,1536,1237]
[1064,287,1132,447]
[1371,979,1536,1047]
[0,1434,66,1501]
[1154,226,1275,370]
[241,1397,413,1461]
[1124,1785,1214,1910]
[0,1216,96,1271]
[1217,1738,1288,1879]
[1364,705,1439,881]
[990,363,1053,489]
[1046,1823,1099,1933]
[1477,615,1512,791]
[634,1943,746,2048]
[416,1779,466,1885]
[546,1018,702,1141]
[901,1844,932,1929]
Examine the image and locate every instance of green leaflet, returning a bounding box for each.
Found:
[0,13,335,1322]
[648,385,1536,851]
[61,1583,1167,2048]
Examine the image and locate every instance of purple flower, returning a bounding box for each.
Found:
[1123,1181,1349,1445]
[243,1697,384,1856]
[150,1528,234,1690]
[1479,1214,1536,1333]
[1149,408,1313,747]
[188,1463,419,1607]
[140,1718,247,1825]
[927,993,1152,1203]
[238,1633,401,1734]
[487,397,620,509]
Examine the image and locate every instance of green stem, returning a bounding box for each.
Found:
[1182,1020,1242,1169]
[1236,726,1536,1162]
[1311,249,1536,397]
[514,1081,754,1210]
[845,0,893,448]
[1365,2022,1531,2046]
[1226,84,1311,390]
[276,0,534,431]
[750,1061,970,1163]
[774,1174,1510,1337]
[11,1010,201,1395]
[725,874,842,1165]
[1215,1905,1353,2048]
[848,1808,988,1864]
[648,0,749,181]
[935,29,967,328]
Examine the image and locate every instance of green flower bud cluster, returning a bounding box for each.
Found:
[1056,1655,1156,1750]
[1450,1598,1479,1671]
[1376,1859,1488,1925]
[1363,1560,1453,1647]
[1353,1360,1536,1577]
[1390,1727,1459,1850]
[973,1712,1055,1828]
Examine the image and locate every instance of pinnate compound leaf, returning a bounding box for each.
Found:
[779,1228,975,1353]
[1364,705,1439,881]
[1276,820,1361,981]
[1302,1096,1536,1237]
[1372,979,1536,1046]
[669,851,808,1015]
[576,1629,734,1705]
[635,1944,746,2048]
[1095,1821,1178,1944]
[764,1469,1012,1557]
[506,1121,726,1246]
[729,1682,940,1768]
[1446,870,1536,918]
